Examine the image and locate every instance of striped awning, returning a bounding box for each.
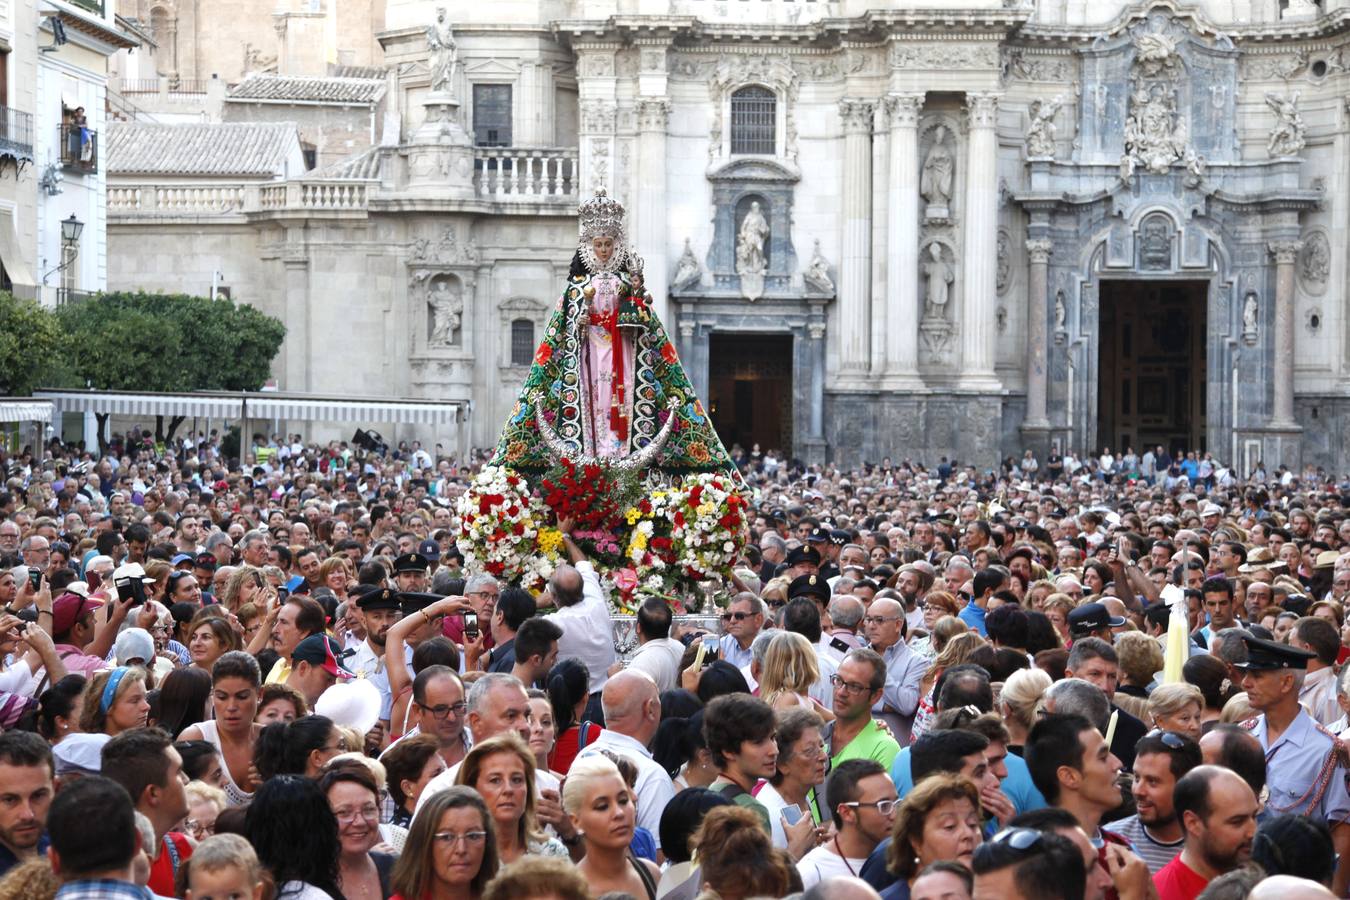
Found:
[33,390,465,424]
[0,400,53,423]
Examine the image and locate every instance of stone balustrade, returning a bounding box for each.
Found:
[473,148,579,200]
[108,179,370,218]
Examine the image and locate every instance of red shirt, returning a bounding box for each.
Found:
[147,832,193,897]
[1153,855,1209,900]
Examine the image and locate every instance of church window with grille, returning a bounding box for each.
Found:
[473,84,512,147]
[730,86,776,155]
[510,319,534,366]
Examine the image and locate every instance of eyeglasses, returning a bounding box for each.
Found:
[830,674,875,695]
[720,611,752,622]
[862,615,901,625]
[842,799,898,816]
[433,830,488,846]
[418,701,467,719]
[794,741,828,760]
[988,827,1046,852]
[334,804,380,824]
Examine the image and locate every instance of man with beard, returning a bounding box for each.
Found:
[0,732,53,876]
[1153,767,1257,900]
[895,563,933,632]
[1105,731,1202,873]
[349,586,409,724]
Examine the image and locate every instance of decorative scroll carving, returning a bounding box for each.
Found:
[580,100,616,134]
[891,43,999,70]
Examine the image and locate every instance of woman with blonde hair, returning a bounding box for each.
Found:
[1112,631,1164,723]
[758,631,834,723]
[1024,580,1056,611]
[80,666,151,737]
[216,565,266,613]
[454,733,566,864]
[997,667,1051,754]
[561,754,660,898]
[1042,593,1076,644]
[1148,683,1204,741]
[886,774,983,888]
[912,631,987,742]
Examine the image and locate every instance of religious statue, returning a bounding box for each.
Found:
[735,202,770,276]
[1242,293,1258,335]
[803,239,834,294]
[491,190,738,477]
[426,7,458,94]
[1025,96,1062,159]
[1120,82,1190,180]
[1266,92,1306,158]
[921,126,954,219]
[1054,290,1067,332]
[671,238,701,290]
[922,243,954,320]
[427,278,463,347]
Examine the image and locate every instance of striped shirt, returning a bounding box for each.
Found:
[1103,815,1183,874]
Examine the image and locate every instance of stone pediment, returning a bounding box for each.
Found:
[464,58,520,76]
[1091,0,1230,45]
[706,156,800,184]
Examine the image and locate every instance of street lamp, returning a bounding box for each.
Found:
[61,214,84,245]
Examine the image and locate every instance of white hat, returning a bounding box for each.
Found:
[53,733,109,776]
[112,562,155,584]
[1200,503,1223,518]
[315,678,382,736]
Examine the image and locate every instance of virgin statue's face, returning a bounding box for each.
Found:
[592,235,614,264]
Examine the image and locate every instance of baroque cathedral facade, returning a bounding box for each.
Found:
[106,0,1350,473]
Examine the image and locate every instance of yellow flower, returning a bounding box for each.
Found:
[537,529,564,555]
[696,502,715,517]
[625,508,643,525]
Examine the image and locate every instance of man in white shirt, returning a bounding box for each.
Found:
[548,521,618,696]
[717,592,766,671]
[626,597,686,693]
[573,671,675,853]
[1291,616,1342,725]
[796,759,896,889]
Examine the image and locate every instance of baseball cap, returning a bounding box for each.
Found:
[51,592,102,636]
[1067,601,1126,635]
[291,633,356,678]
[171,553,194,567]
[417,539,441,561]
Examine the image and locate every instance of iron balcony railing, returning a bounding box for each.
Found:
[59,124,98,173]
[0,107,34,164]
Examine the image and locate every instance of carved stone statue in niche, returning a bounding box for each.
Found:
[1054,290,1068,341]
[736,201,770,276]
[921,126,954,221]
[427,276,464,347]
[804,239,834,294]
[672,238,702,290]
[1241,292,1258,345]
[922,243,955,320]
[1139,218,1172,270]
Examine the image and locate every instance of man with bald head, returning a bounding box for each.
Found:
[1153,766,1257,900]
[573,670,675,853]
[1250,875,1337,900]
[547,520,618,698]
[864,596,929,745]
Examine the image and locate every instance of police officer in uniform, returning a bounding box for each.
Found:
[1236,634,1350,895]
[350,587,414,727]
[393,552,430,592]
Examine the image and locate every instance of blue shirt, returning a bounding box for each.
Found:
[890,746,1047,816]
[55,880,155,900]
[0,832,47,876]
[958,600,987,637]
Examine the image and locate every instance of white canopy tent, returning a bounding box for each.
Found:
[0,399,54,454]
[32,389,470,460]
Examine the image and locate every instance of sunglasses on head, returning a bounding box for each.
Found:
[1146,729,1190,751]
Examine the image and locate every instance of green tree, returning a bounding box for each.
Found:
[0,291,68,396]
[56,291,286,446]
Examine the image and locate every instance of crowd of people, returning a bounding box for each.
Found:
[0,427,1347,900]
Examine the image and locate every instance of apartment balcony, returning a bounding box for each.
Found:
[0,107,34,165]
[67,0,106,15]
[59,124,98,173]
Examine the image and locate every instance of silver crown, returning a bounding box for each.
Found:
[578,188,626,241]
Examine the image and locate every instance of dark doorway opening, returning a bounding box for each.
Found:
[708,332,793,456]
[1098,280,1207,459]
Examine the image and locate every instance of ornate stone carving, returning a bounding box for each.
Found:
[636,99,669,132]
[1025,239,1054,265]
[1025,95,1063,160]
[409,227,479,266]
[803,239,834,295]
[425,7,458,93]
[1139,215,1173,270]
[1117,25,1205,184]
[1241,292,1259,345]
[580,100,616,134]
[638,46,667,74]
[736,201,770,301]
[996,231,1012,295]
[966,94,999,129]
[891,43,999,70]
[1002,49,1073,83]
[1243,51,1309,81]
[1266,92,1306,158]
[1268,240,1303,265]
[886,94,922,129]
[1053,289,1068,343]
[839,99,874,133]
[589,138,610,195]
[921,125,955,221]
[1299,231,1330,291]
[614,50,639,79]
[707,56,800,162]
[671,238,702,291]
[996,305,1007,334]
[921,242,955,321]
[578,53,614,79]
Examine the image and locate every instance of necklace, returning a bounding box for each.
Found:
[834,836,857,877]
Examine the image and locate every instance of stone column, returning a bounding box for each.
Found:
[960,93,1000,385]
[516,63,555,147]
[1024,239,1054,429]
[282,251,310,391]
[870,101,889,376]
[838,99,874,383]
[635,100,670,321]
[886,93,924,386]
[1269,240,1302,427]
